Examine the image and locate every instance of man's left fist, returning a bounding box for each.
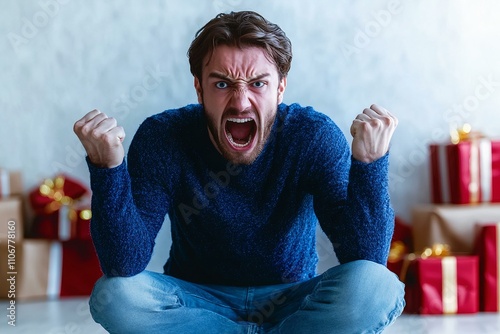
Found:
[350,104,398,163]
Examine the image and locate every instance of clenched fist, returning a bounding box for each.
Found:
[350,104,398,163]
[73,109,125,168]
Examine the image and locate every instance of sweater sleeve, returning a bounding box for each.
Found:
[309,122,394,265]
[88,117,173,277]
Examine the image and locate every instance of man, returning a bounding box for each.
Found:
[74,11,404,334]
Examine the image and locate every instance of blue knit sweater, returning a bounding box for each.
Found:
[87,103,394,286]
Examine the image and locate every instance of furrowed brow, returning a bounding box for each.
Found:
[208,72,231,81]
[250,73,271,82]
[207,72,271,82]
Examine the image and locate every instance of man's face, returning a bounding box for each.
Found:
[194,45,287,165]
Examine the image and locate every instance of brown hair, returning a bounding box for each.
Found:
[188,11,292,80]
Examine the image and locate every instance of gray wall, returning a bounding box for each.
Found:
[2,0,500,273]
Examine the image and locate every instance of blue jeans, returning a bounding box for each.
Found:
[89,260,405,334]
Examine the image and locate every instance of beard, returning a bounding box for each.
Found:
[204,105,277,165]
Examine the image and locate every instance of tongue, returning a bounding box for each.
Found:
[226,121,253,141]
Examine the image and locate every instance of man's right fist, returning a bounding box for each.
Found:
[73,109,125,168]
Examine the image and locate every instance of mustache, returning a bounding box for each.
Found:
[223,107,256,118]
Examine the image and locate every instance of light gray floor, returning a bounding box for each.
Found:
[1,298,500,333]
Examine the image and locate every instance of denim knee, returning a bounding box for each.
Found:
[316,260,405,331]
[327,260,404,302]
[89,271,182,329]
[89,274,141,324]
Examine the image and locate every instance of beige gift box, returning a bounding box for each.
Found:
[0,196,23,242]
[411,204,500,254]
[1,239,101,300]
[0,240,52,300]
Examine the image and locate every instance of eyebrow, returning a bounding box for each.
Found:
[207,72,271,82]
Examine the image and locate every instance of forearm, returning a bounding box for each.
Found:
[336,154,394,264]
[88,159,157,277]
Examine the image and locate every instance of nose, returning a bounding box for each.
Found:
[228,87,251,112]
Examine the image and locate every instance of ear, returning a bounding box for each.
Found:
[194,76,203,104]
[277,77,287,104]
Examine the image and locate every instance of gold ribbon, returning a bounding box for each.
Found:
[469,139,480,204]
[39,176,74,214]
[449,124,488,204]
[442,257,458,314]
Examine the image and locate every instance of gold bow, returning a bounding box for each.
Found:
[399,243,451,282]
[388,241,407,263]
[39,176,74,214]
[450,123,483,144]
[68,208,92,222]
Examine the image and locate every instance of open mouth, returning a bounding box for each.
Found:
[224,117,257,150]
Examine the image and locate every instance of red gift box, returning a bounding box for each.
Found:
[60,239,101,296]
[33,201,92,241]
[387,217,413,277]
[29,175,88,215]
[476,224,500,312]
[430,139,500,204]
[29,175,91,240]
[403,255,479,314]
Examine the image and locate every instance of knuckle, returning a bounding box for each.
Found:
[101,134,112,145]
[370,118,383,128]
[89,127,100,139]
[81,123,95,137]
[359,121,371,131]
[102,130,118,144]
[380,115,392,126]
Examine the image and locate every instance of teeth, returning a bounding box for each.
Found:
[227,117,253,123]
[226,132,252,147]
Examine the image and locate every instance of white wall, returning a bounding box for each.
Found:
[2,0,500,273]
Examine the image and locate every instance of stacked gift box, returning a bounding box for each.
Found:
[0,170,101,300]
[389,128,500,315]
[0,168,25,299]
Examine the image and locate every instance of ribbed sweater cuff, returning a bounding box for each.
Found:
[86,156,129,200]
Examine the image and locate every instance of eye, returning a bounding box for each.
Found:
[252,81,266,88]
[215,81,228,89]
